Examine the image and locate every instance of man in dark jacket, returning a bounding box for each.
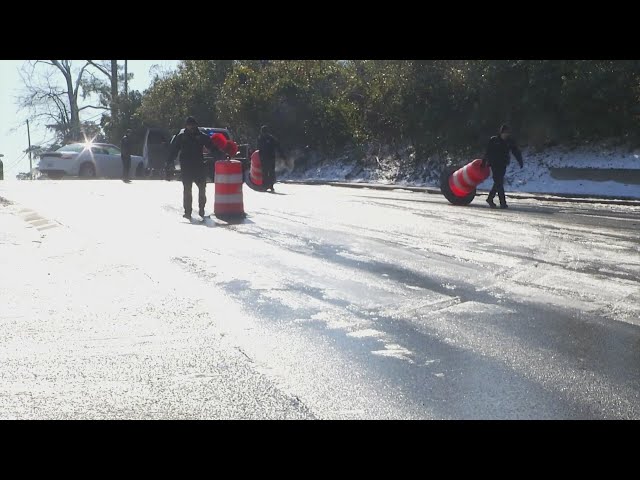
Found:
[257,125,285,192]
[166,116,224,219]
[121,129,133,182]
[481,124,524,209]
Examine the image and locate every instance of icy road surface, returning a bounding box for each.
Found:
[1,180,639,419]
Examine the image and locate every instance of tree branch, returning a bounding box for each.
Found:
[87,60,111,79]
[74,61,91,99]
[78,105,109,112]
[51,60,69,77]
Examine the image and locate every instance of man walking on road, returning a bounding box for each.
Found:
[481,124,524,209]
[121,129,134,182]
[166,116,224,219]
[257,125,285,193]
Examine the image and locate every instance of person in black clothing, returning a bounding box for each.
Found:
[257,125,285,192]
[481,124,524,209]
[166,116,224,219]
[121,129,133,182]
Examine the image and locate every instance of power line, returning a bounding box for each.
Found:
[84,112,104,122]
[5,130,56,174]
[6,151,28,172]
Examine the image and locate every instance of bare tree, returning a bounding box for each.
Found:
[18,60,109,144]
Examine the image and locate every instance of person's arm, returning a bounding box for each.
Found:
[510,139,524,168]
[481,138,493,167]
[165,134,182,180]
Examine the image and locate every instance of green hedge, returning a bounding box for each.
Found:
[137,60,640,161]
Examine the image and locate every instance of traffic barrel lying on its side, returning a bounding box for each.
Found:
[440,159,491,205]
[214,160,246,219]
[245,150,264,191]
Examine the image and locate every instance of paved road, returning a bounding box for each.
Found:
[1,180,639,419]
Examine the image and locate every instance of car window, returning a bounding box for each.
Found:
[57,144,86,153]
[90,146,109,155]
[105,146,121,155]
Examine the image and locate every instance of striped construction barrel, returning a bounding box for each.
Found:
[245,149,264,191]
[440,159,491,205]
[214,160,246,219]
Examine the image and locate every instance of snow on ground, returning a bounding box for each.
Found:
[279,144,640,199]
[499,145,640,199]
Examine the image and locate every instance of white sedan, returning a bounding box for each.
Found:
[38,143,146,179]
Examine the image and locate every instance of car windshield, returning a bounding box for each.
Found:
[56,144,86,153]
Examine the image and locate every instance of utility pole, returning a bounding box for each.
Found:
[27,119,32,180]
[111,60,118,141]
[124,60,129,131]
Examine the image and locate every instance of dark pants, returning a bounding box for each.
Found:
[122,155,131,180]
[182,170,206,215]
[261,156,276,189]
[488,163,507,206]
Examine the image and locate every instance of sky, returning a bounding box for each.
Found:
[0,60,181,178]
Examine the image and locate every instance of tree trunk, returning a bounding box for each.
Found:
[53,60,81,141]
[65,74,80,141]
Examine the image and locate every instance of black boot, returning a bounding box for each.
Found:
[486,198,497,208]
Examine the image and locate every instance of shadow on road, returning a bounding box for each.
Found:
[447,201,558,215]
[359,194,558,215]
[187,216,255,228]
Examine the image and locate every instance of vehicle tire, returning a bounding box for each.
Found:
[79,163,96,178]
[47,172,64,180]
[135,163,144,178]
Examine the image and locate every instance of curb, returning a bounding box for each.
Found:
[280,180,640,207]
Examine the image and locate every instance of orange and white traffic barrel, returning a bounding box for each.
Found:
[440,159,491,205]
[214,160,246,219]
[245,150,264,191]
